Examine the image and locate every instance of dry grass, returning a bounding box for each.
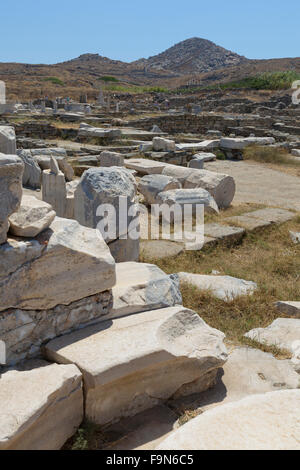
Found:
[244,146,300,177]
[141,218,300,356]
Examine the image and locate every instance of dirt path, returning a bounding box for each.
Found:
[206,160,300,212]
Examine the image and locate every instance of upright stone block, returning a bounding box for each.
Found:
[0,126,17,155]
[0,154,24,244]
[42,157,67,217]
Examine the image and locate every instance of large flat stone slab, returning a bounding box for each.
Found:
[177,273,257,301]
[0,217,116,312]
[225,215,272,231]
[125,158,166,175]
[170,347,300,416]
[157,390,300,450]
[204,223,245,242]
[242,208,295,224]
[140,240,185,259]
[0,362,83,450]
[45,306,227,425]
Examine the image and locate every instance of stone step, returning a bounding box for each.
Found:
[0,362,83,450]
[44,306,227,426]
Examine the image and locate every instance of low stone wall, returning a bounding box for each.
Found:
[127,113,275,135]
[0,290,113,366]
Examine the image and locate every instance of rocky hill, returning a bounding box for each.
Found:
[133,38,249,74]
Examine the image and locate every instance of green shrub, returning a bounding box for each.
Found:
[98,76,119,82]
[42,76,64,86]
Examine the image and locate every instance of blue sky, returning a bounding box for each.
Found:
[0,0,299,64]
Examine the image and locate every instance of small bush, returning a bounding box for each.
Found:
[42,76,64,86]
[98,76,119,83]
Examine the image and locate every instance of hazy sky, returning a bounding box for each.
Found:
[0,0,299,63]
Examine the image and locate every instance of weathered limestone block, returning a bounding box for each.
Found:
[162,165,235,209]
[220,136,275,150]
[1,290,113,365]
[108,233,140,263]
[156,188,219,222]
[42,157,67,217]
[79,123,121,139]
[74,167,137,242]
[110,262,182,318]
[0,154,24,244]
[188,158,204,169]
[176,140,219,151]
[125,158,166,175]
[17,150,41,189]
[157,390,300,450]
[275,301,300,318]
[100,151,124,167]
[45,306,227,425]
[0,126,17,154]
[204,223,245,242]
[0,217,116,312]
[177,273,257,301]
[8,195,56,237]
[138,174,181,205]
[0,363,83,450]
[153,137,175,152]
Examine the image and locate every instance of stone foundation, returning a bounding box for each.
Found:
[0,290,113,366]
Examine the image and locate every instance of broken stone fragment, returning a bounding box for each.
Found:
[177,272,257,301]
[9,195,56,237]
